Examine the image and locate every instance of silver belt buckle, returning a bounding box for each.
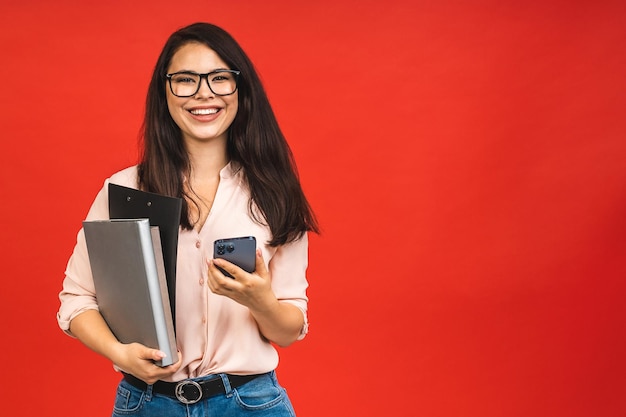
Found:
[175,380,203,404]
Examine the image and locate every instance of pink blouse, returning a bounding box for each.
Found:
[57,163,309,381]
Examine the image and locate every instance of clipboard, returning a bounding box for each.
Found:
[108,183,182,328]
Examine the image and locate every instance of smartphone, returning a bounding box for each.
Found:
[213,236,257,278]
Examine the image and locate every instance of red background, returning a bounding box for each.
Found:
[1,1,625,416]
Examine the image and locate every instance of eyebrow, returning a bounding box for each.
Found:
[169,68,231,74]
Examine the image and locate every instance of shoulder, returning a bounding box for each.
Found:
[107,166,139,189]
[84,166,139,220]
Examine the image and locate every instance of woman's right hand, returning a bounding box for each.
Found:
[111,342,182,385]
[69,310,182,385]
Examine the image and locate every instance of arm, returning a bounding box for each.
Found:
[69,310,181,384]
[60,171,181,383]
[207,249,305,347]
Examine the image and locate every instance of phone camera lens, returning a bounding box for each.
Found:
[217,243,225,255]
[226,243,235,253]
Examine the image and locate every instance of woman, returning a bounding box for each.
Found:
[57,22,318,416]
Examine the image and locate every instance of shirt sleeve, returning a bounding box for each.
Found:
[56,181,110,336]
[58,168,139,335]
[267,233,311,340]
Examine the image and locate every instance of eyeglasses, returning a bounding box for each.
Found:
[165,69,241,97]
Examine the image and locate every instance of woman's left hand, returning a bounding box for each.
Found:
[207,249,275,311]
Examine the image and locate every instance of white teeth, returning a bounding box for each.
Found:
[190,108,219,115]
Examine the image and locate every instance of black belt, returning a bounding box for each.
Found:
[122,372,261,404]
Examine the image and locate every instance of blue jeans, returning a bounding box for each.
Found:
[111,371,296,417]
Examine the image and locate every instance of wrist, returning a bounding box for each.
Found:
[107,341,127,366]
[249,293,280,316]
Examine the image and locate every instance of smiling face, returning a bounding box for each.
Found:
[166,42,239,147]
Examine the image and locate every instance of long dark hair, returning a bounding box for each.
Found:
[138,22,318,246]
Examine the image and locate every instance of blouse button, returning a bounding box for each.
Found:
[199,278,204,286]
[195,240,201,248]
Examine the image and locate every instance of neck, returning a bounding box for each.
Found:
[184,137,229,181]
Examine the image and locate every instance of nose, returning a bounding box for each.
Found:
[195,75,215,98]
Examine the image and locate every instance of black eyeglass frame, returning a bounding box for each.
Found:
[165,69,241,97]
